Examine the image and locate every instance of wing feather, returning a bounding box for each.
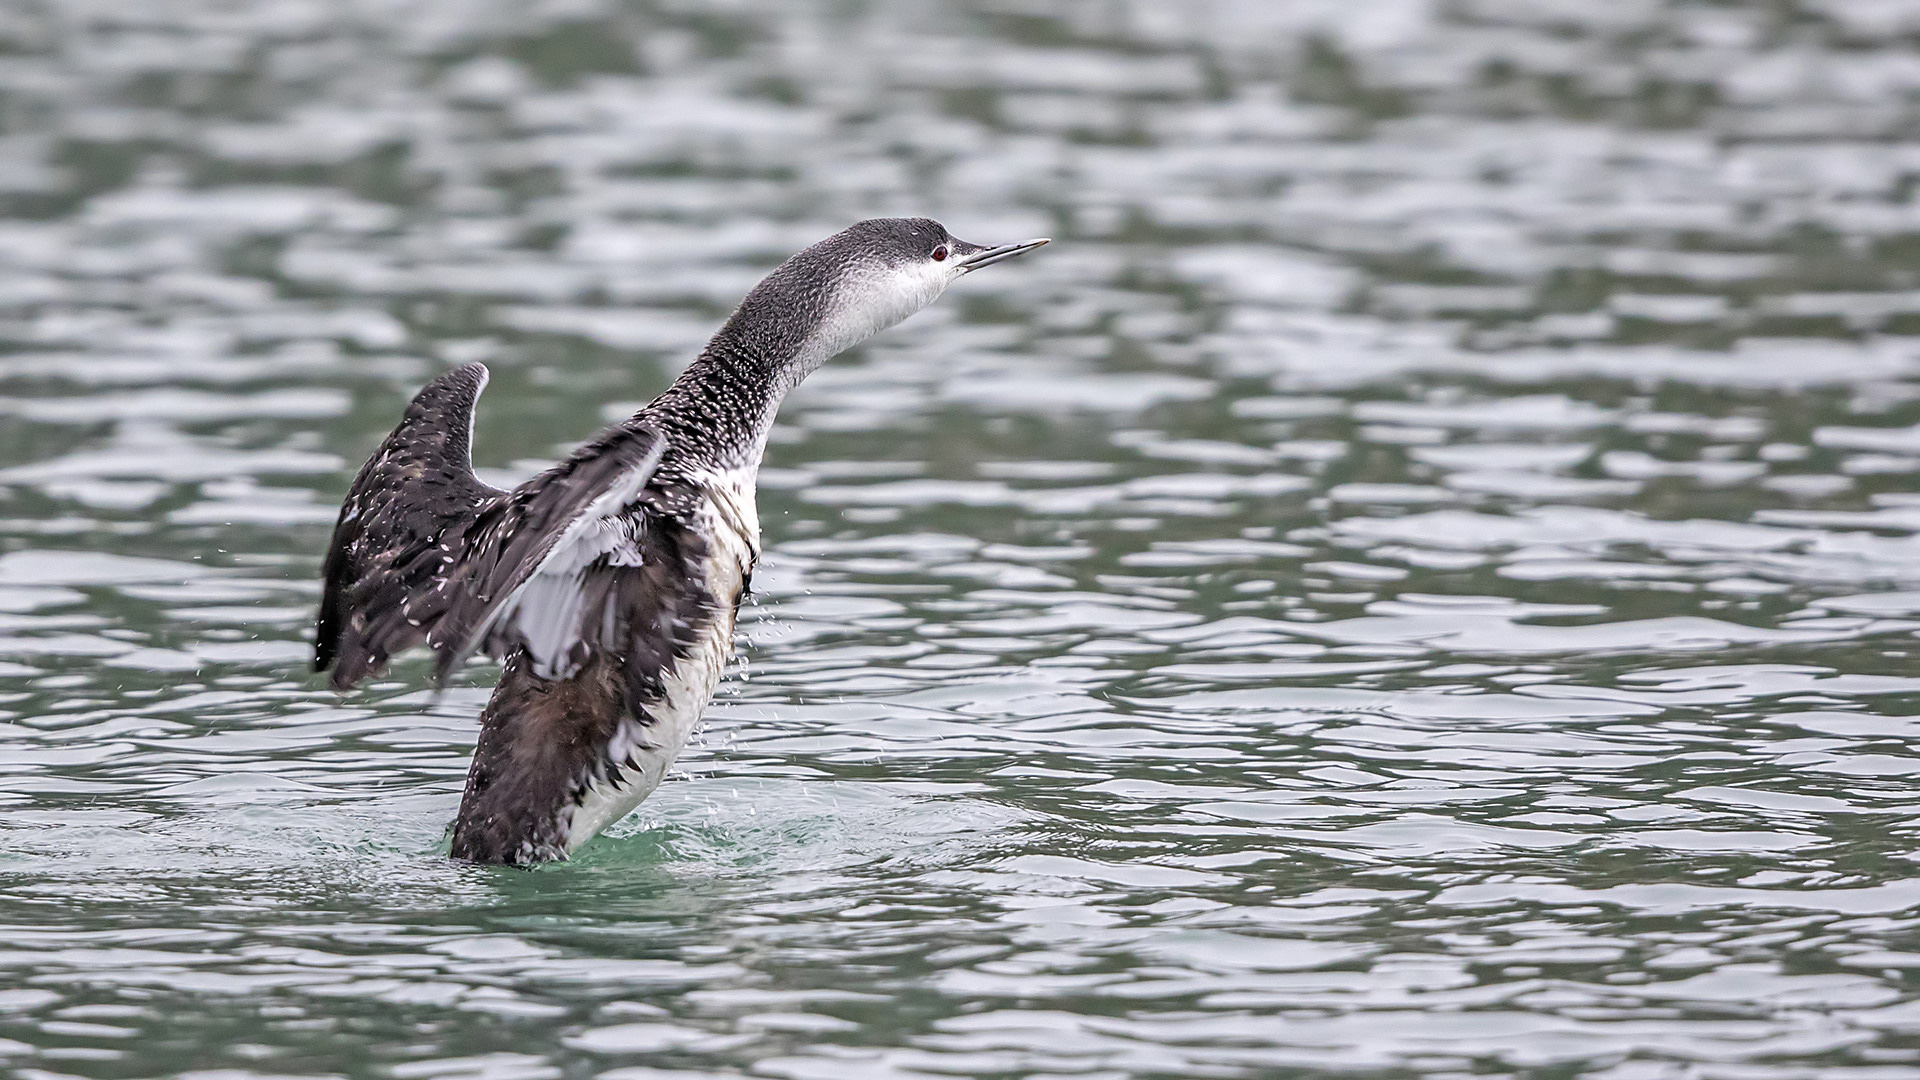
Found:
[431,434,665,681]
[314,362,666,690]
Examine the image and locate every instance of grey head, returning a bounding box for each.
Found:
[716,217,1050,392]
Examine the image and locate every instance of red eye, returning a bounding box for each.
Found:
[931,245,948,262]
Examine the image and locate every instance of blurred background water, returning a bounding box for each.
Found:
[6,0,1920,1076]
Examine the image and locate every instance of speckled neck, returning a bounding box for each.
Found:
[629,221,961,475]
[635,233,852,474]
[641,334,792,475]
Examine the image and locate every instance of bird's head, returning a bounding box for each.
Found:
[824,217,1051,329]
[728,217,1049,387]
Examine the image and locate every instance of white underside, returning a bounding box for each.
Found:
[561,467,759,855]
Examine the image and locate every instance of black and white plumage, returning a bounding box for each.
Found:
[314,218,1048,865]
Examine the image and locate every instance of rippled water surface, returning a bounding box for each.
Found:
[9,0,1920,1075]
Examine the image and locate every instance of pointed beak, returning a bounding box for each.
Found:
[953,237,1050,273]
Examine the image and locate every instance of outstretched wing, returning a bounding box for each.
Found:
[315,362,666,690]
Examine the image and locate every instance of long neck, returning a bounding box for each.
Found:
[640,261,837,473]
[639,238,887,473]
[634,240,930,474]
[643,335,793,474]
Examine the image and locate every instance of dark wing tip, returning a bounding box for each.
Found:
[401,362,492,448]
[441,360,490,394]
[313,362,502,691]
[435,359,490,386]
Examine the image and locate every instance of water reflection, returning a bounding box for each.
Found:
[4,0,1920,1075]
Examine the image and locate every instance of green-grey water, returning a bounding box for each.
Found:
[6,0,1920,1076]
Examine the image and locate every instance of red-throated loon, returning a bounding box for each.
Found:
[313,219,1049,865]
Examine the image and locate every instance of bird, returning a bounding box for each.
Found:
[313,218,1049,865]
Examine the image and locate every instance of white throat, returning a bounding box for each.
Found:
[777,258,953,394]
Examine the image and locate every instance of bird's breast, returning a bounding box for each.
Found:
[558,468,761,854]
[693,465,761,576]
